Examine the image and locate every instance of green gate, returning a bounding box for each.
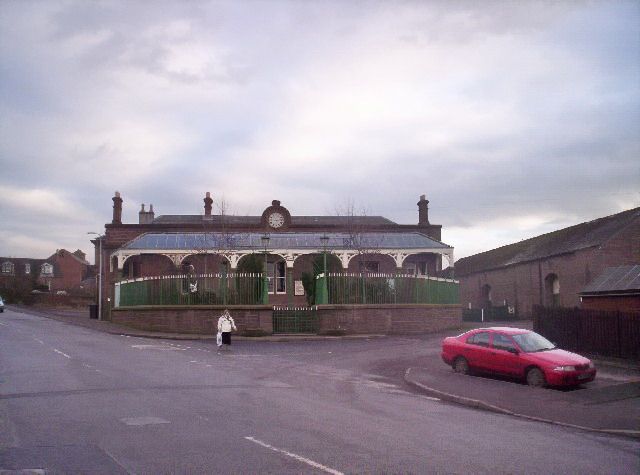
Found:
[272,306,319,334]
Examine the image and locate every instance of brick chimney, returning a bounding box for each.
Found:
[112,191,123,224]
[139,203,155,224]
[418,194,430,225]
[204,192,213,218]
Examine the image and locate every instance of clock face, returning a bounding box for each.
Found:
[268,212,285,228]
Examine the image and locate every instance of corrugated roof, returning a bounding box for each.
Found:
[152,215,396,226]
[122,231,450,251]
[455,208,640,276]
[581,265,640,294]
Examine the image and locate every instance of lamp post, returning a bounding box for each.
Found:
[88,232,103,321]
[261,233,270,304]
[318,234,330,304]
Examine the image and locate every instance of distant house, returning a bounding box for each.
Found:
[0,257,46,283]
[579,265,640,314]
[45,249,93,292]
[454,208,640,318]
[0,249,94,295]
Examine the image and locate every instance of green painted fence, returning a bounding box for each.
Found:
[316,272,459,305]
[116,273,265,306]
[272,306,319,334]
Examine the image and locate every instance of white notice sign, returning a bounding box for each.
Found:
[294,280,305,296]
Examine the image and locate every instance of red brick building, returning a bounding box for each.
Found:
[454,208,640,317]
[95,192,455,318]
[0,249,93,296]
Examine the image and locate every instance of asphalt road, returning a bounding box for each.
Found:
[1,307,638,474]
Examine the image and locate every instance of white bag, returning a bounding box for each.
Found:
[216,331,222,347]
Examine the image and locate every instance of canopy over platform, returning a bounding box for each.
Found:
[112,231,454,270]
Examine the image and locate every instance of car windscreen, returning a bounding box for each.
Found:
[512,332,555,352]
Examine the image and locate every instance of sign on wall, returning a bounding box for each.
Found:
[294,280,305,296]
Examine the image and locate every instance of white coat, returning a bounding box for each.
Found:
[218,315,237,333]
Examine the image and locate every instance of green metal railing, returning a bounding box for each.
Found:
[272,306,319,333]
[316,273,459,305]
[116,273,265,306]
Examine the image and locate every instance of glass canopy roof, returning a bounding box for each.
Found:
[122,232,451,251]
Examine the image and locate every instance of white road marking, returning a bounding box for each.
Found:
[0,322,6,326]
[245,436,344,475]
[120,416,170,426]
[422,396,441,402]
[131,344,185,351]
[53,349,70,358]
[33,338,44,345]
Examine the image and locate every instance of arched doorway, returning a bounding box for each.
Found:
[545,273,560,306]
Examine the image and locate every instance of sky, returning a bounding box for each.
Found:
[1,0,638,265]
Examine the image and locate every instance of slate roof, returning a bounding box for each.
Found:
[152,215,396,226]
[455,207,640,276]
[580,265,640,295]
[122,231,450,251]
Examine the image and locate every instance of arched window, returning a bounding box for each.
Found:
[545,273,560,307]
[1,261,14,274]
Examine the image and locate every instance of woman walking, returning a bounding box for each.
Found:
[217,309,237,352]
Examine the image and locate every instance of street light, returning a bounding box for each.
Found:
[88,232,103,321]
[261,233,270,304]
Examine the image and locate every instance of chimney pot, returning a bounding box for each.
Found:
[204,192,213,217]
[139,202,154,224]
[417,194,430,226]
[112,192,123,224]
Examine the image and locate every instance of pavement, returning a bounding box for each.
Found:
[8,304,640,438]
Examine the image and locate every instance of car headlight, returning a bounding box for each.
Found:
[553,365,576,372]
[588,361,595,369]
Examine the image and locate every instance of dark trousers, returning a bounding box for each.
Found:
[221,332,231,345]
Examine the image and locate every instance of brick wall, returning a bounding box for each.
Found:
[317,304,462,334]
[581,295,640,313]
[111,304,462,335]
[111,306,273,334]
[458,248,604,318]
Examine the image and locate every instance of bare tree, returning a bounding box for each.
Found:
[334,198,385,273]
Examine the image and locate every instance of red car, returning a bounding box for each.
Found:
[441,327,596,387]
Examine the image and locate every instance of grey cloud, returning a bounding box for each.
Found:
[0,0,638,259]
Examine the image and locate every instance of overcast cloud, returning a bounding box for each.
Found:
[1,0,638,263]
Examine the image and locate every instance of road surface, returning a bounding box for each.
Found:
[1,307,638,473]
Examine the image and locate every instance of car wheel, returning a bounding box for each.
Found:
[526,367,546,387]
[453,357,469,375]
